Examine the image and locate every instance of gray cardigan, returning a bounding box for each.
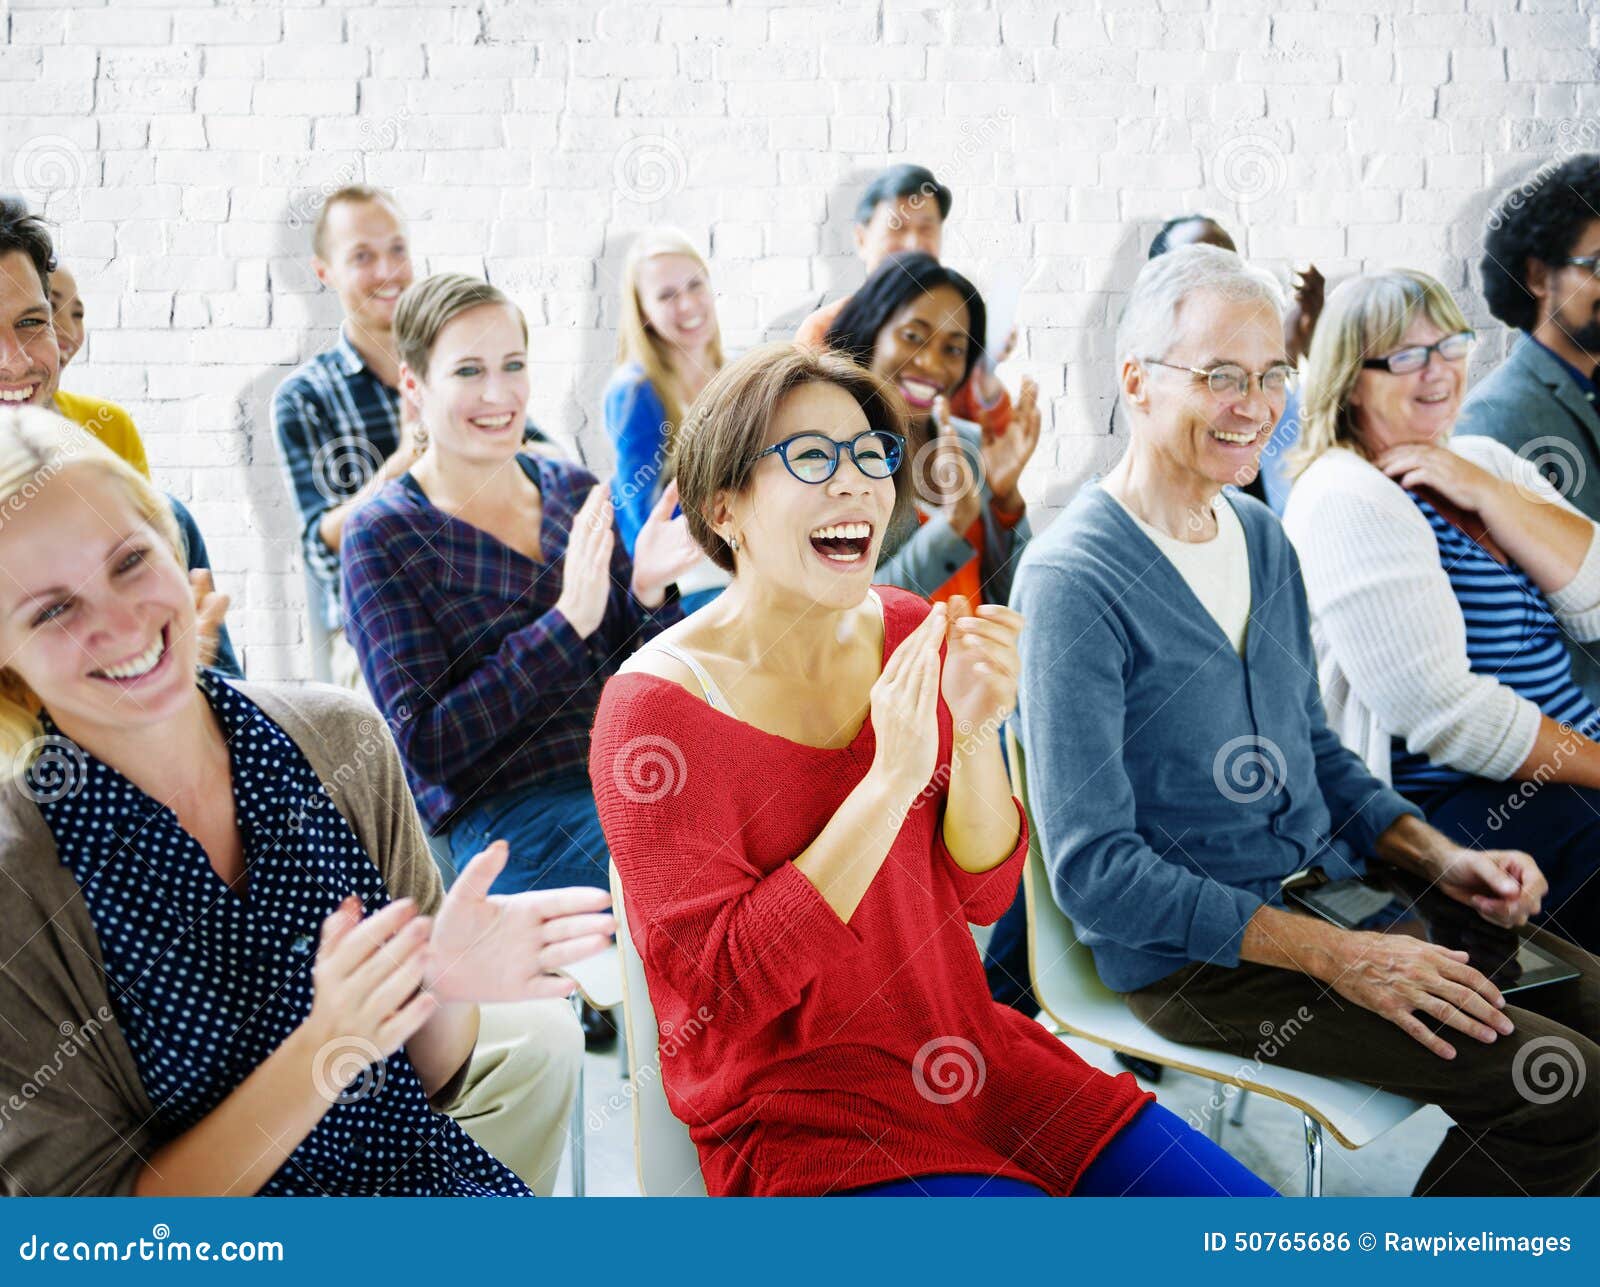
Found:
[1011,484,1421,993]
[0,680,442,1197]
[1456,333,1600,705]
[876,416,1032,603]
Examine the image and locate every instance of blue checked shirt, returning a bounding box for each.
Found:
[274,325,546,628]
[340,453,682,833]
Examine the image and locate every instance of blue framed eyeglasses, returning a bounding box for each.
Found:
[751,430,906,484]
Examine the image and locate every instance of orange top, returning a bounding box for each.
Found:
[914,499,1027,606]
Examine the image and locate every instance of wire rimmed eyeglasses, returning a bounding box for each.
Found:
[1143,359,1297,400]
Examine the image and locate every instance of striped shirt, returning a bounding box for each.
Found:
[1390,493,1600,793]
[340,452,681,832]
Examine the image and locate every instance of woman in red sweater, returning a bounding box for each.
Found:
[590,344,1277,1197]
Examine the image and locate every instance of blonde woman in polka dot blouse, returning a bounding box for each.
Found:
[0,407,615,1197]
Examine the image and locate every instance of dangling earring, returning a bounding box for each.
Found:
[727,533,740,552]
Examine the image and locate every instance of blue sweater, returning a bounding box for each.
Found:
[1010,483,1422,992]
[604,363,669,555]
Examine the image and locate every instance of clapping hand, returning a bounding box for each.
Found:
[424,841,616,1004]
[981,377,1040,513]
[189,569,231,669]
[555,486,618,637]
[938,594,1023,739]
[1285,264,1325,364]
[630,480,702,603]
[867,601,946,807]
[926,396,983,532]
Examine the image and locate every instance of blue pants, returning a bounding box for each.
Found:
[843,1104,1277,1196]
[983,885,1037,1014]
[444,775,611,896]
[1410,778,1600,953]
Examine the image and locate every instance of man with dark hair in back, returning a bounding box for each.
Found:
[796,163,1015,435]
[1457,155,1600,704]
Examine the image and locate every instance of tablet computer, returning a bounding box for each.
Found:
[1284,873,1578,995]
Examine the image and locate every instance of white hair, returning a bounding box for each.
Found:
[1114,244,1285,368]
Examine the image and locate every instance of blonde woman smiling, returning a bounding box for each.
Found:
[606,228,730,612]
[0,409,612,1195]
[1283,270,1600,951]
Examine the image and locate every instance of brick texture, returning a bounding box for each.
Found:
[3,0,1594,677]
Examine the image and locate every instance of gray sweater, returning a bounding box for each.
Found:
[1010,483,1421,992]
[0,681,442,1197]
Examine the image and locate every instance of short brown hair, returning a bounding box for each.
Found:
[311,184,400,260]
[674,342,915,573]
[393,273,528,382]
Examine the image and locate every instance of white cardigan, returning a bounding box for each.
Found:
[1282,437,1600,783]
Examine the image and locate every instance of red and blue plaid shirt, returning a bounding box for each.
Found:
[341,452,681,832]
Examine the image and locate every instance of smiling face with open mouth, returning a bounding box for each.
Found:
[636,253,718,357]
[314,195,414,339]
[0,462,200,740]
[403,302,531,468]
[1349,317,1468,456]
[724,381,898,609]
[0,248,61,410]
[868,283,972,431]
[1135,291,1289,492]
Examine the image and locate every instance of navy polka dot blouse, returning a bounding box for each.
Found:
[38,672,530,1197]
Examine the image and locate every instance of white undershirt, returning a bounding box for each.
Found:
[1113,492,1251,655]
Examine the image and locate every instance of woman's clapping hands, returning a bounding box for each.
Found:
[556,486,617,637]
[305,840,616,1068]
[938,594,1023,739]
[630,479,703,604]
[868,595,1026,807]
[425,840,616,1003]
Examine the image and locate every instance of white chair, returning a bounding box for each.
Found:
[558,946,625,1198]
[1008,729,1425,1196]
[608,862,708,1197]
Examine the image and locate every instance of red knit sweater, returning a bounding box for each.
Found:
[589,586,1150,1196]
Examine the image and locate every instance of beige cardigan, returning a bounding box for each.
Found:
[0,680,443,1197]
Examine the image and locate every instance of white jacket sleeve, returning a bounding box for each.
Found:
[1451,435,1600,642]
[1286,459,1540,781]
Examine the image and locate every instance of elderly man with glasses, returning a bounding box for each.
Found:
[1011,244,1600,1196]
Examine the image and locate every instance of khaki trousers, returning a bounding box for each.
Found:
[439,999,583,1197]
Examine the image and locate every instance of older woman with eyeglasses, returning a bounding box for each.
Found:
[1283,269,1600,952]
[588,342,1287,1197]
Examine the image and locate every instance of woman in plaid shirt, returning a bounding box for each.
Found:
[342,275,701,902]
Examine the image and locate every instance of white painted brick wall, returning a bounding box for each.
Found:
[2,0,1594,679]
